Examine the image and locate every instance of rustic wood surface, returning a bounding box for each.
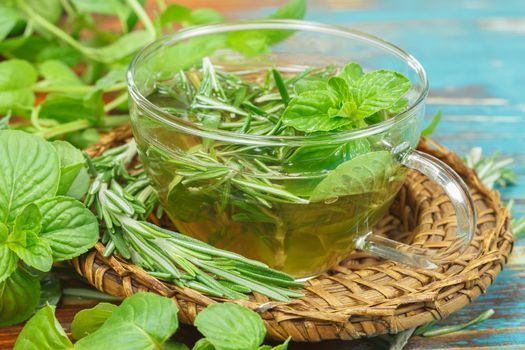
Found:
[1,1,524,349]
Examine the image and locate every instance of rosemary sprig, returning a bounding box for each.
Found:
[85,141,303,301]
[418,309,495,337]
[465,147,517,189]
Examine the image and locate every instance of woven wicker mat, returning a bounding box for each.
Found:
[72,124,513,342]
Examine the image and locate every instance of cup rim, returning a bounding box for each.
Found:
[127,19,429,146]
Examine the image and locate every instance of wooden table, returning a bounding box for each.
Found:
[2,1,524,349]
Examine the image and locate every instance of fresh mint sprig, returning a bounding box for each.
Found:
[14,293,292,350]
[0,130,99,326]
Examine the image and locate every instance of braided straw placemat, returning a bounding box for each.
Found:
[72,124,513,342]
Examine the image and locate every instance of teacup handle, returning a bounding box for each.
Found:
[355,149,477,269]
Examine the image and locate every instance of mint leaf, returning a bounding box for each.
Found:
[13,304,73,350]
[293,79,327,94]
[39,93,102,124]
[39,60,84,86]
[282,90,351,132]
[0,59,37,115]
[75,293,179,349]
[339,62,363,85]
[37,196,98,261]
[8,204,53,272]
[0,130,60,224]
[0,4,20,41]
[90,30,152,64]
[193,339,216,350]
[285,139,370,173]
[327,76,351,101]
[351,69,411,120]
[189,9,224,25]
[0,267,41,326]
[71,303,118,340]
[310,151,400,202]
[53,141,90,199]
[194,303,266,350]
[0,222,18,282]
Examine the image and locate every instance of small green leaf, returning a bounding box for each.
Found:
[71,302,118,340]
[193,339,216,350]
[38,60,84,88]
[53,141,90,199]
[0,267,41,326]
[328,76,351,101]
[39,93,102,124]
[165,342,190,350]
[293,79,327,94]
[189,8,224,25]
[271,337,291,350]
[285,139,370,173]
[94,66,126,90]
[0,4,21,41]
[339,62,363,85]
[75,293,179,349]
[310,151,400,202]
[282,90,350,132]
[8,204,53,272]
[0,222,18,282]
[37,196,99,261]
[351,69,411,120]
[0,59,37,115]
[159,3,192,26]
[0,130,60,224]
[194,303,266,350]
[13,303,73,350]
[90,30,152,64]
[421,111,442,136]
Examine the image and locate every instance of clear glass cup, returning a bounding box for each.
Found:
[128,20,476,279]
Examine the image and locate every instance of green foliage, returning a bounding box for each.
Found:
[194,303,266,350]
[71,303,118,340]
[15,294,290,350]
[282,63,411,132]
[0,130,99,326]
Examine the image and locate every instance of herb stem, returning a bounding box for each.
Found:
[32,82,127,94]
[17,0,94,57]
[62,288,121,301]
[104,93,129,113]
[125,0,156,38]
[39,119,91,139]
[422,309,495,337]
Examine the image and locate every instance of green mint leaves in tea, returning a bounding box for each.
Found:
[138,60,411,278]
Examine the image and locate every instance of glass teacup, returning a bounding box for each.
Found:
[128,21,476,279]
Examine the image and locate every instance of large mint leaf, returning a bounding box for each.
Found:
[310,151,400,202]
[282,90,351,132]
[13,304,73,350]
[0,131,60,224]
[71,302,118,340]
[0,267,40,326]
[0,222,18,282]
[37,196,99,261]
[75,293,179,349]
[194,303,266,350]
[352,70,411,120]
[0,59,37,115]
